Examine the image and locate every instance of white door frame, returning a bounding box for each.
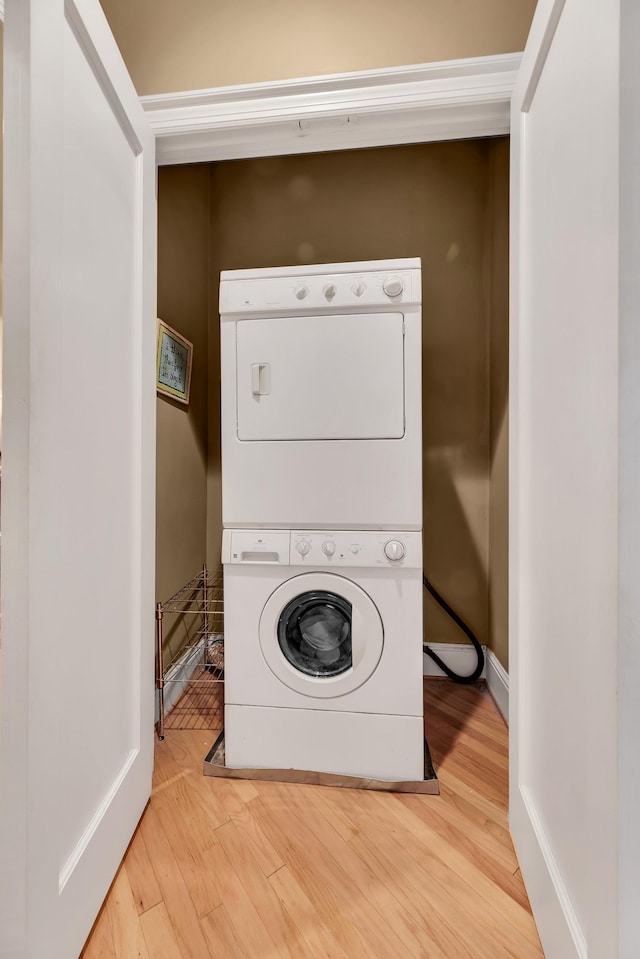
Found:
[509,1,639,957]
[141,53,520,164]
[509,7,595,950]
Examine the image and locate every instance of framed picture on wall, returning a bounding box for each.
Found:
[156,319,193,405]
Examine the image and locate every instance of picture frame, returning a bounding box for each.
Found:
[156,319,193,405]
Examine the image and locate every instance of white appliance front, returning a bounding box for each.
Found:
[225,706,425,782]
[222,529,425,780]
[236,312,405,441]
[220,259,422,530]
[222,528,424,719]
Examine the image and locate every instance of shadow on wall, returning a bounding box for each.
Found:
[422,452,493,760]
[488,135,510,670]
[423,448,489,649]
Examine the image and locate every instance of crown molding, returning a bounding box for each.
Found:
[142,53,521,165]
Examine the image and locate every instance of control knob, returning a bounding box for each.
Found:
[323,283,337,301]
[383,276,404,297]
[322,540,336,558]
[384,540,406,562]
[352,282,365,297]
[295,285,309,300]
[295,539,311,557]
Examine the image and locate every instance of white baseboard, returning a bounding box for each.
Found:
[512,786,586,959]
[160,640,507,721]
[423,643,509,725]
[423,642,487,679]
[485,649,509,723]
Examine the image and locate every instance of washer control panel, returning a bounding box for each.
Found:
[290,531,421,568]
[223,530,291,565]
[223,529,422,568]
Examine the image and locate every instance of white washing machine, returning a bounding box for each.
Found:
[219,258,422,531]
[222,528,425,782]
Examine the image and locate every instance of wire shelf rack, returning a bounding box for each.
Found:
[156,564,224,740]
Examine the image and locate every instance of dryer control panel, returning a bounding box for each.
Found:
[219,259,421,315]
[220,271,419,314]
[222,529,423,568]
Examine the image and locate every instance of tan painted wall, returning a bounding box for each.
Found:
[99,0,536,95]
[156,165,210,665]
[206,141,504,653]
[488,138,510,668]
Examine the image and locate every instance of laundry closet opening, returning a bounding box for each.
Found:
[154,139,509,728]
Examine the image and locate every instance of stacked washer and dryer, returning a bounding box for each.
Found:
[220,258,425,782]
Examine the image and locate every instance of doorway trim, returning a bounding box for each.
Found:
[142,53,520,165]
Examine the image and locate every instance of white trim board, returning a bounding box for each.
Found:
[164,640,509,723]
[512,786,587,959]
[485,649,509,723]
[162,639,508,726]
[423,644,509,723]
[423,642,487,679]
[142,53,521,165]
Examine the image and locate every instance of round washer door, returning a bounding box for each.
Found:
[259,572,383,698]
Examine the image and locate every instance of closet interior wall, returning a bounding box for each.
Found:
[156,165,210,666]
[155,138,509,667]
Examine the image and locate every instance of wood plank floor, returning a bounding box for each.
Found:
[81,680,543,958]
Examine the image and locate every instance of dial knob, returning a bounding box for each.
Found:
[295,285,309,300]
[295,539,311,557]
[383,276,404,297]
[384,540,405,562]
[352,282,365,297]
[322,540,336,558]
[323,283,336,301]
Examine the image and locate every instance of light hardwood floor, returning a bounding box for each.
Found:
[81,680,543,958]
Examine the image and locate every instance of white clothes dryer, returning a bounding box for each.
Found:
[222,528,425,782]
[219,258,422,532]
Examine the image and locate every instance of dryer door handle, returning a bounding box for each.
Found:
[251,363,271,396]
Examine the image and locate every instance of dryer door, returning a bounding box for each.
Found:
[259,572,383,698]
[236,312,405,441]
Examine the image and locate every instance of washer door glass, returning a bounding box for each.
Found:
[260,571,384,699]
[278,590,352,678]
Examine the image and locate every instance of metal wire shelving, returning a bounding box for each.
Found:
[155,564,224,740]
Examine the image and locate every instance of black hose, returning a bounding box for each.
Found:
[423,574,484,684]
